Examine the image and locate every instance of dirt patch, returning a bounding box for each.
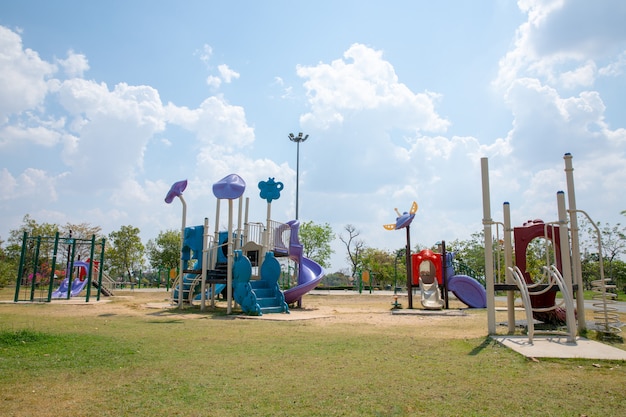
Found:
[2,289,490,337]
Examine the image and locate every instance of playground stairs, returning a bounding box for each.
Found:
[100,271,116,296]
[249,279,288,314]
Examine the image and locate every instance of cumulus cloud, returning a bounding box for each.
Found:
[56,50,89,78]
[0,26,56,122]
[297,43,450,133]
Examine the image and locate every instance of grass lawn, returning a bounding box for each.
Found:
[1,287,625,417]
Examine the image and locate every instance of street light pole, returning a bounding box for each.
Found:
[288,132,309,220]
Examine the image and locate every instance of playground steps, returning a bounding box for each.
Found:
[249,279,287,314]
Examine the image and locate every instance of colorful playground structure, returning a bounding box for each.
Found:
[384,202,487,311]
[411,248,487,310]
[481,153,619,342]
[14,233,113,302]
[165,174,324,315]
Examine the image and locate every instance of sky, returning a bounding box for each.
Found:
[1,0,625,273]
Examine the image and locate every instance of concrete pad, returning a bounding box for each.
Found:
[493,335,626,360]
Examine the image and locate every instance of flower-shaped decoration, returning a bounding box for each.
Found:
[258,177,284,203]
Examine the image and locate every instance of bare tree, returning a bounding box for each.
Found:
[339,224,365,279]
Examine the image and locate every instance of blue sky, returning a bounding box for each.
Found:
[1,0,625,273]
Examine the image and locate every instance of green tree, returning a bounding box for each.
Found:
[360,247,395,288]
[447,231,487,278]
[146,229,181,271]
[106,225,145,283]
[0,236,14,287]
[6,214,60,259]
[298,221,334,268]
[579,219,626,292]
[4,215,62,287]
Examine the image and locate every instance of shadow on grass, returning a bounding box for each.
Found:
[146,305,238,320]
[468,336,496,356]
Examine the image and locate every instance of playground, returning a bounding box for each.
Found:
[3,152,626,415]
[1,287,625,417]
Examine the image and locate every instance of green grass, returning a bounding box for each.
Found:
[0,291,625,416]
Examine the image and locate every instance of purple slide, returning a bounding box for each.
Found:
[447,274,487,308]
[284,257,324,304]
[281,220,325,305]
[51,261,90,298]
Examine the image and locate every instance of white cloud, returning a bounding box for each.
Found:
[0,26,56,122]
[297,43,450,133]
[56,50,89,78]
[496,0,626,90]
[217,64,239,83]
[206,75,221,88]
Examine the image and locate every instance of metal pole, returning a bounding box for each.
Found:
[14,232,28,302]
[227,199,234,314]
[289,132,309,220]
[564,153,586,331]
[30,236,41,301]
[46,232,60,302]
[296,140,300,219]
[177,196,187,309]
[85,235,96,302]
[97,238,106,301]
[201,217,209,311]
[481,157,496,334]
[503,202,515,334]
[405,226,413,309]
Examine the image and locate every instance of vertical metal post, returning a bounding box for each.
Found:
[30,236,41,301]
[405,226,413,309]
[201,217,209,311]
[177,196,187,309]
[46,232,60,302]
[503,202,515,333]
[563,153,586,331]
[67,235,77,300]
[289,132,309,220]
[442,240,449,309]
[97,238,106,301]
[14,232,28,302]
[227,198,234,314]
[85,235,96,302]
[481,157,496,334]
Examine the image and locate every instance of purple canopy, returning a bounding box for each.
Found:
[165,180,188,204]
[212,174,246,199]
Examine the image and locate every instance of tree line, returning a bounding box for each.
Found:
[1,214,625,294]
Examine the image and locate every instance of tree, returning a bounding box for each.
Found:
[579,219,626,292]
[339,224,365,279]
[4,215,62,288]
[6,214,60,259]
[0,237,14,287]
[298,221,334,268]
[146,229,181,271]
[106,225,145,282]
[360,247,395,288]
[60,222,104,261]
[447,231,487,278]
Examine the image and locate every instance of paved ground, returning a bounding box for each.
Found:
[492,335,626,360]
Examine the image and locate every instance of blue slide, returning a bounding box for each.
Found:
[194,283,226,301]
